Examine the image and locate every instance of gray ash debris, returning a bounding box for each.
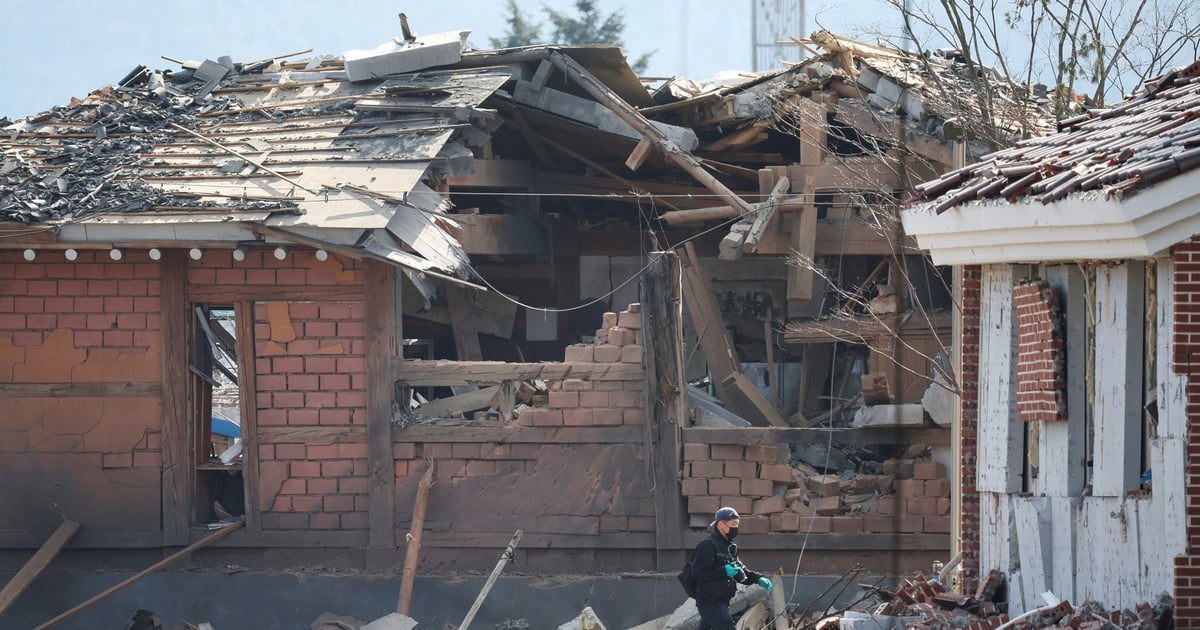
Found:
[2,55,300,224]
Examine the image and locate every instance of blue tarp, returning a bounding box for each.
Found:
[211,417,241,438]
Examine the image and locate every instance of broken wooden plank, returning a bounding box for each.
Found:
[445,286,483,360]
[743,176,790,254]
[624,137,655,171]
[679,242,787,427]
[396,462,436,615]
[459,530,523,630]
[393,360,641,386]
[413,386,500,418]
[0,521,81,615]
[33,521,244,630]
[657,199,807,225]
[682,426,951,446]
[545,51,757,217]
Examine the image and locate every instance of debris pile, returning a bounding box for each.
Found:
[683,441,951,536]
[807,570,1176,630]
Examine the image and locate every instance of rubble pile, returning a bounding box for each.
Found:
[0,59,308,223]
[813,570,1176,630]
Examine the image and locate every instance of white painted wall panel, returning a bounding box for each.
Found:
[979,492,1013,594]
[1078,497,1143,608]
[1042,265,1088,497]
[1011,498,1050,610]
[1046,497,1078,602]
[1092,264,1143,496]
[977,264,1022,493]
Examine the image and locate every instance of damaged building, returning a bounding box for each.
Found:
[0,20,1073,629]
[901,60,1200,627]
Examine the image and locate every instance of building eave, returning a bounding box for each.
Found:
[901,174,1200,265]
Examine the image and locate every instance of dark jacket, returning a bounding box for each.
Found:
[690,530,762,605]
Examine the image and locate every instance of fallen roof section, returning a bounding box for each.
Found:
[0,36,513,282]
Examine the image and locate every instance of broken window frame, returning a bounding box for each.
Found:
[188,302,249,525]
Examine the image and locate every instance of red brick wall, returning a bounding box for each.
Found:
[1013,280,1066,422]
[960,265,982,593]
[681,444,951,537]
[189,249,371,532]
[0,249,163,533]
[1173,239,1200,622]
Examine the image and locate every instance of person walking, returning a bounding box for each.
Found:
[688,506,773,629]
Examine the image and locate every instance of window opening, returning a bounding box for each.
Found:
[189,304,246,525]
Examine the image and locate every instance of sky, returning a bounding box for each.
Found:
[0,0,896,119]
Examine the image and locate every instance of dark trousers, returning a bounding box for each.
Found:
[696,601,736,630]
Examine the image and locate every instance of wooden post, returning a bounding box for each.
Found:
[642,252,686,549]
[234,300,262,532]
[396,462,436,615]
[34,521,243,629]
[0,521,80,615]
[459,530,523,630]
[365,260,398,565]
[764,320,779,411]
[159,250,190,546]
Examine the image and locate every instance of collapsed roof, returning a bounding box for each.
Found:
[0,26,1061,278]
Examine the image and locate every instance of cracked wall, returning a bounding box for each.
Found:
[0,249,162,534]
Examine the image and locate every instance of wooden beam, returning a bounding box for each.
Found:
[33,521,244,630]
[643,252,686,549]
[459,530,523,630]
[393,359,641,386]
[743,176,791,254]
[187,285,365,302]
[658,199,808,225]
[447,159,534,189]
[234,300,262,533]
[678,242,788,427]
[545,50,758,217]
[159,250,190,546]
[396,425,642,444]
[787,175,817,300]
[624,138,655,172]
[365,260,398,557]
[681,426,950,446]
[413,386,499,418]
[0,383,161,398]
[0,521,80,615]
[396,462,435,615]
[445,286,483,360]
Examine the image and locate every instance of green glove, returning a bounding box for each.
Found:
[757,576,773,591]
[723,563,740,578]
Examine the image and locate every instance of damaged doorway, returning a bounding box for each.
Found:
[189,304,247,525]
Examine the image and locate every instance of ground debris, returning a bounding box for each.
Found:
[798,569,1175,630]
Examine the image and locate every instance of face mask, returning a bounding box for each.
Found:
[726,526,739,540]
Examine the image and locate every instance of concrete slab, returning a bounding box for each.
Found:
[557,606,607,630]
[344,31,470,82]
[362,612,418,630]
[920,378,955,428]
[851,403,926,429]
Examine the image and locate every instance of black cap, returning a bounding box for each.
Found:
[710,506,740,528]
